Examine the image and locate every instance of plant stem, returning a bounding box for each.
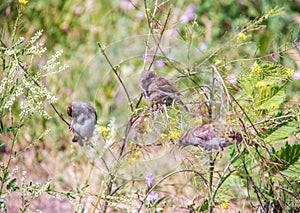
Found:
[208,154,215,213]
[102,174,114,213]
[0,129,19,195]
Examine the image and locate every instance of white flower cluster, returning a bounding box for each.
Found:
[0,194,6,212]
[1,61,22,110]
[24,30,47,56]
[0,30,67,123]
[41,50,69,76]
[20,170,52,205]
[29,30,43,45]
[4,37,25,56]
[105,117,116,146]
[24,41,46,56]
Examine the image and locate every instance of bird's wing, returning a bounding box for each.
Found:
[193,125,216,141]
[73,113,86,126]
[140,77,153,91]
[154,76,178,94]
[85,104,97,123]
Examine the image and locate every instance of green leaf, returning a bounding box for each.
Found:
[264,121,298,145]
[66,192,76,199]
[230,146,263,171]
[0,142,6,147]
[7,178,17,190]
[238,79,254,97]
[281,157,300,179]
[0,126,19,134]
[152,195,167,207]
[270,143,300,172]
[195,199,208,211]
[3,172,9,182]
[256,87,286,110]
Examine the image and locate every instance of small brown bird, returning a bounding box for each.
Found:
[140,70,188,111]
[178,124,242,151]
[67,101,97,146]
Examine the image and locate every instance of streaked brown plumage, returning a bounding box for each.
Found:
[140,70,188,111]
[178,124,242,150]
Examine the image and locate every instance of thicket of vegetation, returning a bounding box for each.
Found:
[0,0,299,212]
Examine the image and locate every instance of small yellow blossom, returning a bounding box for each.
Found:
[238,32,247,41]
[221,202,230,210]
[170,130,180,140]
[252,61,263,73]
[99,126,108,137]
[270,103,279,109]
[130,152,141,162]
[19,0,28,5]
[129,141,134,148]
[195,118,202,125]
[161,133,168,141]
[285,68,295,76]
[214,59,222,66]
[134,152,140,158]
[256,81,267,87]
[145,8,151,13]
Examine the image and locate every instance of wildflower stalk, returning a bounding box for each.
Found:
[211,152,244,201]
[12,6,24,44]
[145,2,172,71]
[143,0,159,71]
[92,181,105,213]
[208,154,215,213]
[102,174,114,213]
[0,130,19,196]
[97,42,133,113]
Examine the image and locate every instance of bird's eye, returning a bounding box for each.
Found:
[67,103,72,117]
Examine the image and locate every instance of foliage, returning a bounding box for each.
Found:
[0,0,299,212]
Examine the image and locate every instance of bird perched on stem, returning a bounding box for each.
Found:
[140,70,189,111]
[178,124,242,151]
[67,101,97,146]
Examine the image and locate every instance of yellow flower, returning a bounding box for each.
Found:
[161,133,168,141]
[195,118,202,125]
[170,130,180,140]
[129,141,134,148]
[285,68,295,76]
[145,8,151,13]
[238,32,247,41]
[214,59,222,66]
[19,0,28,5]
[221,202,230,210]
[130,152,141,162]
[99,126,108,137]
[252,61,263,73]
[256,81,267,87]
[270,103,279,109]
[134,152,140,158]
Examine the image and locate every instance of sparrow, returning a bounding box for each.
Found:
[67,101,97,146]
[140,70,188,111]
[178,124,242,151]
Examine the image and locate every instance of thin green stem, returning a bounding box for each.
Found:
[97,42,133,113]
[102,174,114,213]
[208,154,215,213]
[0,129,19,195]
[11,6,23,44]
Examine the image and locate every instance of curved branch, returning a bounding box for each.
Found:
[97,42,134,112]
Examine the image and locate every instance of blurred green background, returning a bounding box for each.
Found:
[1,0,299,211]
